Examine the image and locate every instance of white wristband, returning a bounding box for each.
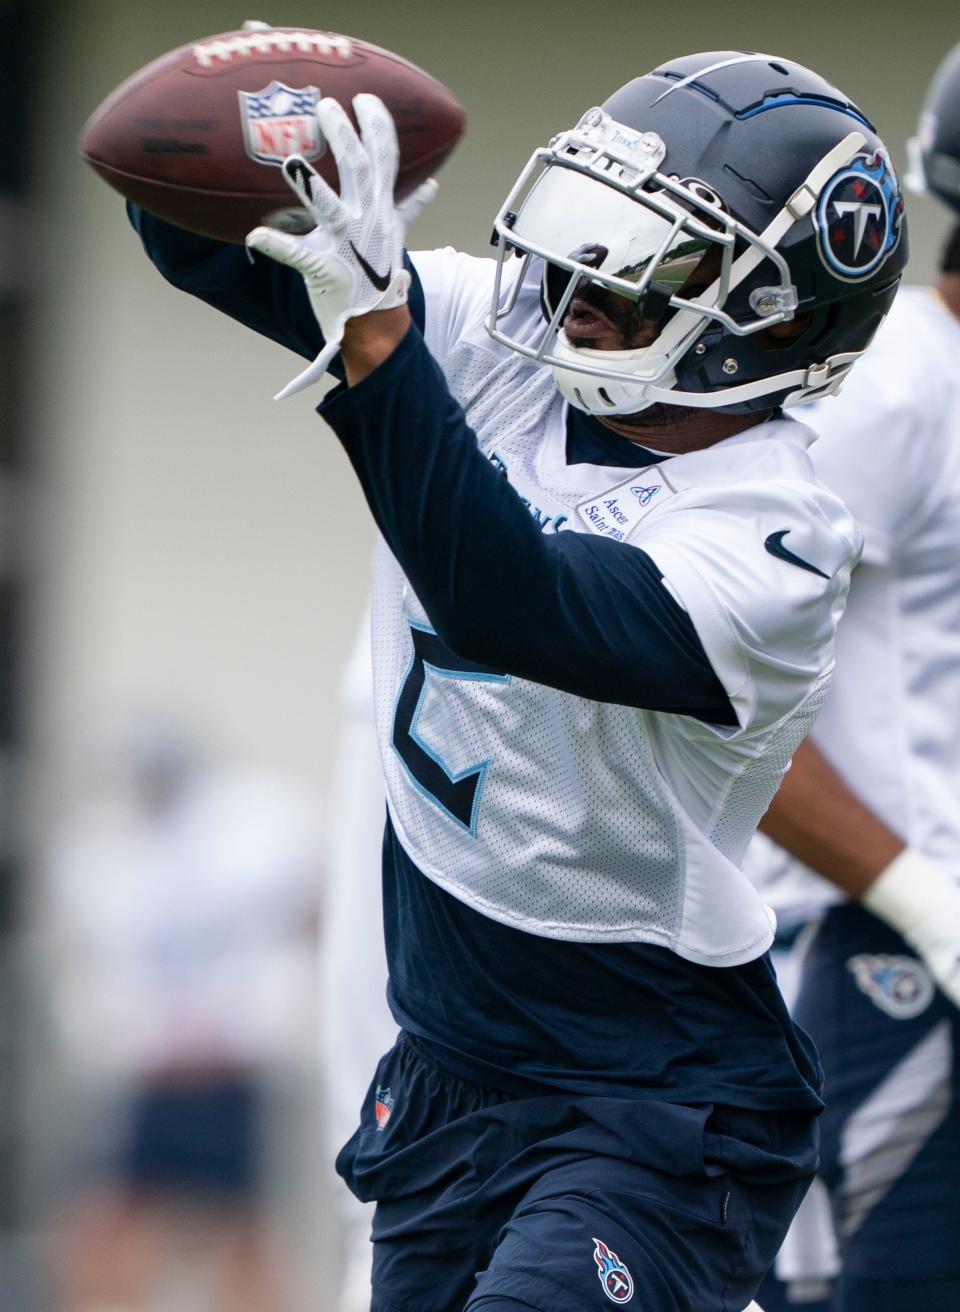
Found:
[861,847,955,935]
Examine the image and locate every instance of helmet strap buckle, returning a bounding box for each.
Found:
[749,285,799,318]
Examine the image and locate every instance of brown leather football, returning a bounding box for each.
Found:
[79,26,466,243]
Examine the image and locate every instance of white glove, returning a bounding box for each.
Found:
[863,848,960,1007]
[246,94,437,400]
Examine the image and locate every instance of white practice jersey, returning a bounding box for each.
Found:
[745,287,960,917]
[369,249,861,967]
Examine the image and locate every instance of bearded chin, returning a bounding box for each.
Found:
[558,346,701,431]
[608,401,703,433]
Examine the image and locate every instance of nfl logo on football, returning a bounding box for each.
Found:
[238,81,325,165]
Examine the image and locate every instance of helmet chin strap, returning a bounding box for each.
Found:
[551,130,868,417]
[556,342,864,414]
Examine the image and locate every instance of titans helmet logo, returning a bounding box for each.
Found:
[592,1237,634,1304]
[816,151,903,282]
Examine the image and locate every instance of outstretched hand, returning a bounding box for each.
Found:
[247,94,437,400]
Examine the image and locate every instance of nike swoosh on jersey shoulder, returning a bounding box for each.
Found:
[763,529,830,580]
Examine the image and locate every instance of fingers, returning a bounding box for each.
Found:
[245,224,304,266]
[290,95,401,217]
[316,97,371,211]
[281,155,350,232]
[246,223,334,275]
[353,94,400,202]
[397,177,439,227]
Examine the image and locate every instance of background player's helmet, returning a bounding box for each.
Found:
[487,51,907,416]
[906,42,960,216]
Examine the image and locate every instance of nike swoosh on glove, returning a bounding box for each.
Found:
[246,93,437,400]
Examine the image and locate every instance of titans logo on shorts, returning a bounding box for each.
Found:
[847,952,935,1019]
[593,1237,634,1303]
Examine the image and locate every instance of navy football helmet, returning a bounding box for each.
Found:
[488,51,907,416]
[906,42,960,216]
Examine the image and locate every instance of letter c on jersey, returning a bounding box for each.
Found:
[392,622,509,835]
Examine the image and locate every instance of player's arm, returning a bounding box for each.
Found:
[761,704,960,1007]
[760,738,903,895]
[326,314,736,722]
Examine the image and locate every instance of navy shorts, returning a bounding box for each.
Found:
[785,904,960,1309]
[123,1076,261,1201]
[337,1033,817,1312]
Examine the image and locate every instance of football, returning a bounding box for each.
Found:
[78,26,466,243]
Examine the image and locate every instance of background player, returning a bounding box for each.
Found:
[130,53,906,1312]
[747,41,960,1312]
[44,719,323,1311]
